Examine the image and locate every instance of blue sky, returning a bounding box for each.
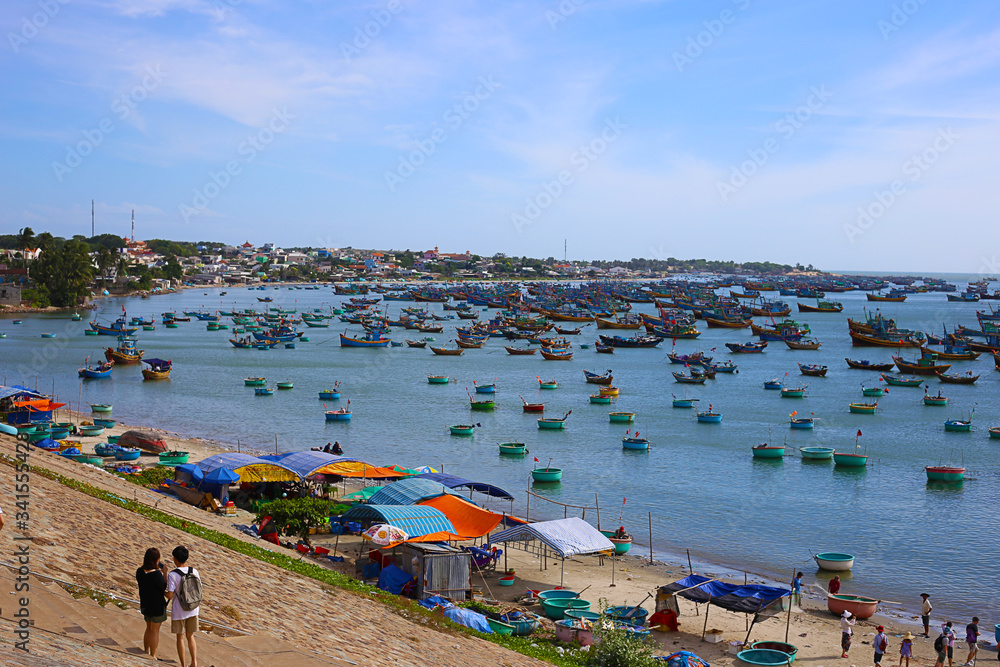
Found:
[2,0,999,272]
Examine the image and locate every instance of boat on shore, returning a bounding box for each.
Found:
[827,594,878,619]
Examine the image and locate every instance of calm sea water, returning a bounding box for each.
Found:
[2,284,998,621]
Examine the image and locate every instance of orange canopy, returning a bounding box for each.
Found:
[417,494,503,539]
[13,399,66,411]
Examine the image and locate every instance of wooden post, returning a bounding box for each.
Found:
[648,512,654,565]
[611,550,616,587]
[526,487,530,522]
[237,439,241,453]
[595,493,601,531]
[274,433,278,454]
[784,568,794,643]
[701,596,712,641]
[687,549,694,574]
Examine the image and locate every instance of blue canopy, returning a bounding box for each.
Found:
[367,477,462,506]
[196,453,298,482]
[341,505,456,538]
[0,385,45,401]
[203,467,240,485]
[659,575,789,613]
[257,451,363,478]
[175,463,204,483]
[416,472,514,500]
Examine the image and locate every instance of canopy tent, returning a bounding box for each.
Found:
[341,505,457,541]
[416,472,514,500]
[196,453,299,483]
[258,451,365,479]
[367,478,463,506]
[487,517,615,586]
[658,575,788,613]
[341,485,383,502]
[0,385,45,401]
[417,495,503,539]
[1,385,64,423]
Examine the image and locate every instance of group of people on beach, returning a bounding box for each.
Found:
[838,592,985,667]
[135,545,202,667]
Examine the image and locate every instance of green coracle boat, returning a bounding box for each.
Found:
[751,444,785,459]
[531,467,562,482]
[608,412,635,423]
[90,404,113,413]
[849,402,878,414]
[244,377,266,387]
[498,442,527,455]
[427,375,450,384]
[450,424,475,436]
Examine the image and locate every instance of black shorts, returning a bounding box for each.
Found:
[875,652,884,664]
[948,646,953,659]
[922,615,930,625]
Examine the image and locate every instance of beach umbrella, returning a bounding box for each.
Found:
[362,524,409,546]
[203,467,240,485]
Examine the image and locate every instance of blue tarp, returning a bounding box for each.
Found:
[444,607,493,633]
[377,564,415,595]
[258,451,363,478]
[659,575,789,614]
[0,385,44,401]
[341,505,457,538]
[366,478,462,506]
[416,472,514,500]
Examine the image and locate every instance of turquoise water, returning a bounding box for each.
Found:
[2,285,998,621]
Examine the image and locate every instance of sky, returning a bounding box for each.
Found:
[1,0,999,272]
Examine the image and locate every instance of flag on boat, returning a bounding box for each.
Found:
[856,429,862,437]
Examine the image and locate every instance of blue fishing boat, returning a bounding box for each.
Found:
[325,407,352,421]
[89,317,138,336]
[763,379,783,390]
[339,331,391,347]
[254,387,275,396]
[622,436,649,450]
[114,447,141,461]
[789,417,815,429]
[726,340,768,353]
[697,406,722,423]
[474,381,497,394]
[78,359,114,379]
[671,394,699,408]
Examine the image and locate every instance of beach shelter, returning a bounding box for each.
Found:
[366,478,464,506]
[487,517,615,586]
[341,486,383,502]
[258,451,365,479]
[341,505,457,541]
[416,495,503,539]
[658,574,790,642]
[415,472,514,500]
[197,453,299,482]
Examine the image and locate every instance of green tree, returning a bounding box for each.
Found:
[31,239,94,306]
[255,498,342,546]
[95,248,115,287]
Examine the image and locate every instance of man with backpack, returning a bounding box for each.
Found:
[936,626,956,667]
[874,625,889,666]
[165,546,202,667]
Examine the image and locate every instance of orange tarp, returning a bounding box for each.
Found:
[315,461,410,478]
[13,399,66,410]
[417,495,503,539]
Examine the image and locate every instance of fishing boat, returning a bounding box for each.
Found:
[704,316,751,328]
[40,332,57,338]
[988,426,1000,439]
[797,300,843,313]
[861,385,885,397]
[114,447,141,461]
[600,531,634,555]
[474,381,496,394]
[244,377,266,386]
[598,334,662,348]
[141,358,171,380]
[785,338,822,350]
[505,346,537,355]
[696,407,722,423]
[924,390,948,405]
[925,465,965,482]
[609,412,635,423]
[867,291,906,302]
[595,343,614,354]
[449,424,476,436]
[798,363,828,377]
[405,339,428,348]
[921,346,980,361]
[325,407,352,421]
[340,331,391,347]
[672,395,699,408]
[672,372,706,384]
[531,467,562,482]
[78,359,114,379]
[763,379,783,390]
[276,381,294,390]
[455,338,485,349]
[89,317,139,336]
[800,446,835,460]
[848,402,878,414]
[752,442,785,458]
[780,386,806,398]
[254,387,274,396]
[556,326,584,335]
[944,411,973,432]
[78,425,105,437]
[599,386,619,396]
[470,397,495,411]
[427,376,450,384]
[936,371,979,384]
[540,348,573,360]
[827,594,878,619]
[893,355,951,375]
[158,451,190,465]
[726,341,767,353]
[789,417,815,429]
[430,346,464,356]
[622,436,649,450]
[589,394,612,404]
[537,378,558,390]
[845,358,895,371]
[105,337,144,364]
[849,329,923,347]
[499,442,527,455]
[815,553,856,571]
[90,404,113,413]
[538,411,571,429]
[880,373,924,387]
[583,370,614,385]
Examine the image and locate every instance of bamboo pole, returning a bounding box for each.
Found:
[687,549,694,574]
[595,493,600,531]
[648,512,654,565]
[784,568,795,642]
[701,596,712,640]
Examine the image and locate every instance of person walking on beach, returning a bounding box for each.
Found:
[965,617,980,666]
[135,548,168,660]
[791,571,803,608]
[829,575,841,595]
[166,546,202,667]
[874,625,889,667]
[943,621,958,667]
[899,631,914,667]
[841,610,856,658]
[921,593,933,637]
[936,629,951,667]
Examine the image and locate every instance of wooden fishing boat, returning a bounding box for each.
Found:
[672,396,699,408]
[709,360,738,373]
[672,372,706,384]
[879,373,924,387]
[455,338,485,349]
[763,379,783,390]
[798,363,828,377]
[849,330,923,347]
[780,387,806,398]
[848,402,878,414]
[828,594,877,619]
[622,437,649,450]
[556,327,584,335]
[925,465,965,481]
[449,424,475,436]
[505,345,537,355]
[726,341,767,353]
[936,371,979,384]
[531,467,563,482]
[815,553,855,571]
[861,385,885,397]
[91,404,113,413]
[589,394,612,404]
[609,411,635,423]
[866,292,906,302]
[784,337,823,350]
[430,346,464,355]
[540,349,573,360]
[797,300,843,313]
[696,410,722,423]
[324,408,352,421]
[704,316,751,329]
[845,358,895,371]
[595,316,641,330]
[105,339,145,364]
[893,355,951,375]
[598,334,662,348]
[583,370,613,385]
[800,446,835,460]
[78,360,114,379]
[595,343,614,354]
[599,386,619,396]
[921,346,980,361]
[538,411,571,429]
[752,444,785,458]
[923,390,948,405]
[519,396,545,412]
[498,442,527,456]
[405,339,427,348]
[340,331,391,347]
[789,418,814,429]
[276,381,294,390]
[667,352,710,365]
[141,358,171,380]
[254,387,274,396]
[244,377,266,386]
[537,378,558,389]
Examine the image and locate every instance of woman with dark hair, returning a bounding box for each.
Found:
[135,547,168,659]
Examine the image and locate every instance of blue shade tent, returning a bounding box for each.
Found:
[341,505,456,539]
[658,575,789,614]
[257,451,363,478]
[366,477,463,506]
[203,468,240,485]
[175,463,204,484]
[487,518,615,587]
[415,472,514,500]
[196,453,298,482]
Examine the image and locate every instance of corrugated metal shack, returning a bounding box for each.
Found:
[399,543,472,601]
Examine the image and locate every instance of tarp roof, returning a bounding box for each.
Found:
[659,575,789,613]
[258,451,365,479]
[0,385,45,401]
[341,505,457,541]
[367,477,463,506]
[417,495,503,539]
[196,453,299,483]
[416,472,514,500]
[487,517,614,558]
[342,486,383,501]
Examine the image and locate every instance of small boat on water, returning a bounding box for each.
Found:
[622,436,649,451]
[427,375,450,384]
[609,411,635,423]
[254,387,274,396]
[599,385,619,396]
[276,381,294,389]
[752,443,785,458]
[815,552,855,571]
[924,390,948,405]
[537,378,558,390]
[430,346,464,356]
[470,397,495,411]
[861,384,885,397]
[450,424,476,436]
[800,446,835,460]
[473,381,496,394]
[937,371,979,384]
[827,594,877,619]
[673,371,706,384]
[785,338,822,350]
[848,402,878,414]
[925,465,965,482]
[726,341,767,353]
[91,404,113,413]
[880,373,924,387]
[845,358,895,371]
[499,442,527,455]
[505,346,537,355]
[141,358,171,380]
[944,412,973,432]
[583,369,613,385]
[589,394,612,404]
[540,348,573,360]
[78,359,114,379]
[531,467,562,482]
[988,426,1000,439]
[780,386,806,398]
[244,377,266,386]
[406,339,428,348]
[672,395,699,408]
[696,407,722,423]
[834,451,868,466]
[789,417,815,429]
[798,363,827,377]
[520,395,545,412]
[893,354,951,375]
[595,343,614,354]
[763,379,783,390]
[325,407,352,421]
[538,411,571,429]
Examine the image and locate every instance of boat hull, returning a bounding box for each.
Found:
[752,446,785,458]
[827,594,877,619]
[815,553,855,571]
[609,412,635,423]
[538,419,566,429]
[925,466,965,481]
[800,447,835,460]
[531,468,563,482]
[833,453,868,467]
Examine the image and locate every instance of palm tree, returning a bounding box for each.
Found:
[15,226,35,268]
[95,248,115,286]
[115,253,132,286]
